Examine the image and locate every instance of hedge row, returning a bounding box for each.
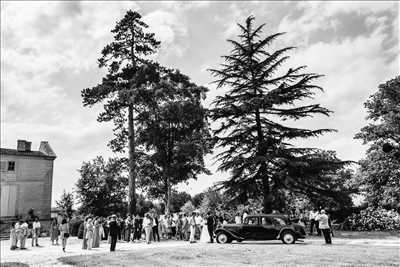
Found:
[347,207,400,231]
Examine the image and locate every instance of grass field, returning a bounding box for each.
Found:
[58,233,399,267]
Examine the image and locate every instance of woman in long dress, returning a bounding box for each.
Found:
[86,218,94,250]
[124,216,132,242]
[199,216,209,243]
[166,215,172,239]
[50,218,59,245]
[143,213,153,244]
[93,218,100,248]
[189,213,196,243]
[82,217,88,249]
[99,219,105,243]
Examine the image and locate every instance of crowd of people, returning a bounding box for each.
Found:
[8,208,333,252]
[9,217,41,250]
[76,211,219,251]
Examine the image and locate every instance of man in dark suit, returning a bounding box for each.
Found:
[206,212,215,243]
[109,215,119,252]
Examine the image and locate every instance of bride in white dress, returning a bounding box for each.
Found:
[199,216,209,243]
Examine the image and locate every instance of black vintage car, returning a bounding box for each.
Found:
[215,214,306,244]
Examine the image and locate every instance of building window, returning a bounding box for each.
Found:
[0,161,6,171]
[8,161,15,171]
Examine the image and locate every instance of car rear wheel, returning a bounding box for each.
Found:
[216,232,230,244]
[281,231,296,244]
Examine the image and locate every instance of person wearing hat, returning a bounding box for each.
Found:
[318,210,332,244]
[109,215,119,251]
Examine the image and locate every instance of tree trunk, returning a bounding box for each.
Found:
[128,104,136,214]
[165,124,173,215]
[166,178,171,215]
[127,27,137,215]
[255,107,272,213]
[261,165,273,214]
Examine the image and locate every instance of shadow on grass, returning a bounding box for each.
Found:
[226,241,308,246]
[57,258,78,266]
[0,263,30,267]
[334,231,399,239]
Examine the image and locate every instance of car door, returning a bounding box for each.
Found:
[242,216,261,239]
[260,216,280,240]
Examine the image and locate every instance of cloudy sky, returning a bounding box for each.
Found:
[1,1,398,205]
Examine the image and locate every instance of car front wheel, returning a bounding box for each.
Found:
[281,231,296,244]
[216,232,230,244]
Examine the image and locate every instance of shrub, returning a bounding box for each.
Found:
[348,207,400,231]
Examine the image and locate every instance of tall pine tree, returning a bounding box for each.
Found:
[210,16,346,213]
[81,11,160,214]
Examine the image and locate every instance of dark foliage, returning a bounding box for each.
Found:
[135,66,212,213]
[355,76,400,211]
[75,156,128,216]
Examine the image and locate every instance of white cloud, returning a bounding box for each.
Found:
[144,10,188,58]
[278,1,397,45]
[278,10,398,162]
[1,1,139,203]
[213,3,248,38]
[143,10,187,42]
[1,1,142,126]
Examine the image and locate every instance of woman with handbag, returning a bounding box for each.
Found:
[59,218,70,252]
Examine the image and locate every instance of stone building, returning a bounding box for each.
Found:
[0,140,56,221]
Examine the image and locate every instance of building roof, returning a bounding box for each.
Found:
[0,148,56,159]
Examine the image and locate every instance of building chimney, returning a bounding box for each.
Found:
[17,140,32,152]
[39,141,57,158]
[17,140,26,151]
[25,141,32,151]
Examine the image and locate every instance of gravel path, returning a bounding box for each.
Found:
[1,238,186,266]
